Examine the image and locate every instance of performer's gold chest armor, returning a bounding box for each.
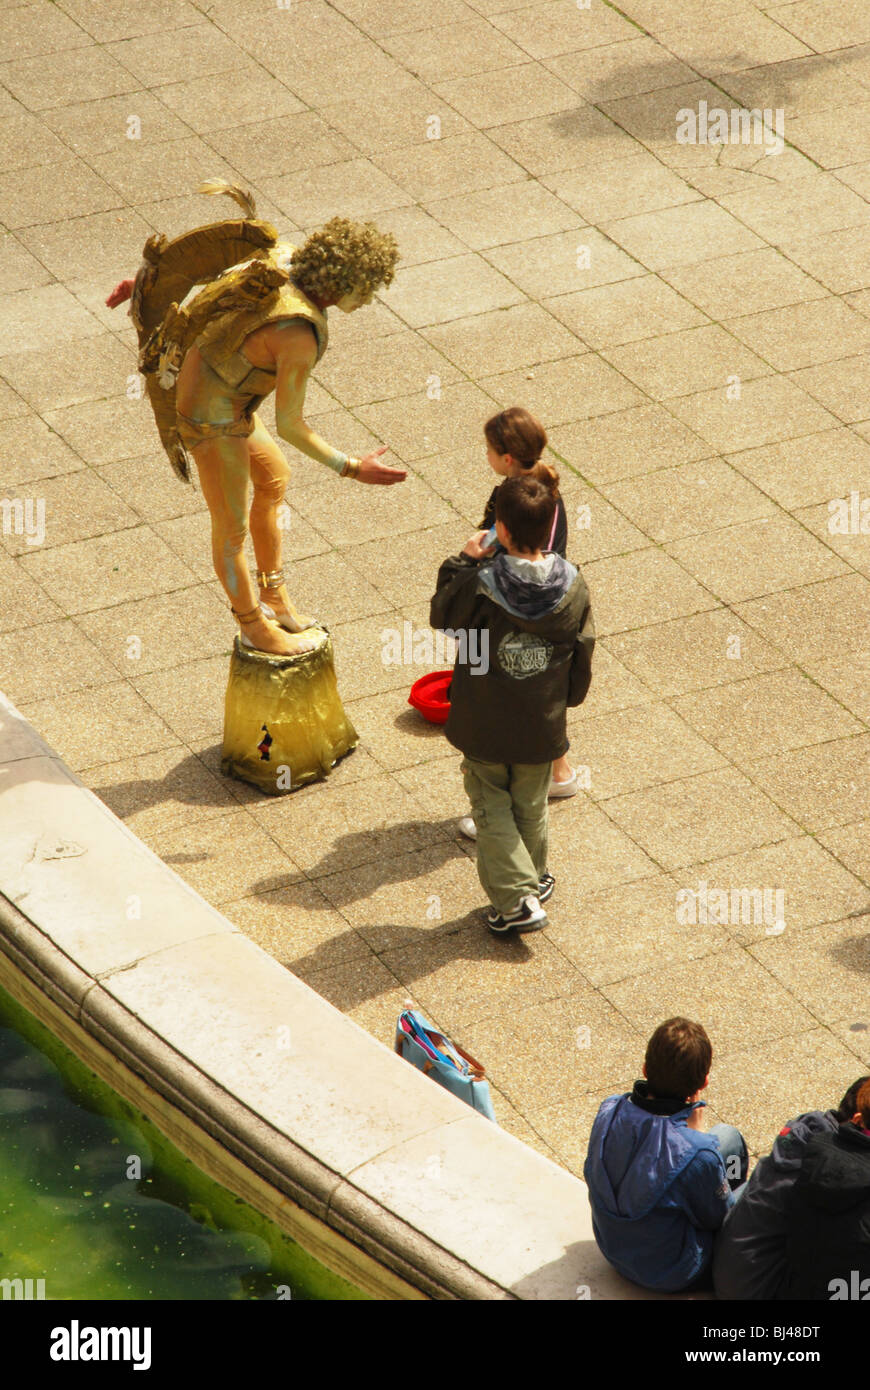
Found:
[133,224,328,480]
[193,244,330,393]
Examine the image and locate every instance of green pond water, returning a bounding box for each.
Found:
[0,983,366,1301]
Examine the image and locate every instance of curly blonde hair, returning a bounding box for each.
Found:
[290,217,399,301]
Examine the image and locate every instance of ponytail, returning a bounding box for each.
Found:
[524,459,560,498]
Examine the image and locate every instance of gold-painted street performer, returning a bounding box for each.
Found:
[107,181,406,658]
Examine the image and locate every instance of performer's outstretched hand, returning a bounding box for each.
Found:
[106,278,135,308]
[357,446,406,484]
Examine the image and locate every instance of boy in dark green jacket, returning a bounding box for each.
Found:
[430,474,594,934]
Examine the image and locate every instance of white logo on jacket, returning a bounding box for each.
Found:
[497,630,553,679]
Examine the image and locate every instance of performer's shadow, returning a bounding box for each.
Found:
[85,752,241,823]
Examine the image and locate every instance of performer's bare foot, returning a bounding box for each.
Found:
[258,582,316,633]
[234,607,316,656]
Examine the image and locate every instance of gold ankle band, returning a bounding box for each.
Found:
[231,604,261,625]
[257,569,284,589]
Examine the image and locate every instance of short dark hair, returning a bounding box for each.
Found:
[645,1017,712,1099]
[835,1076,870,1124]
[494,474,557,553]
[855,1079,870,1128]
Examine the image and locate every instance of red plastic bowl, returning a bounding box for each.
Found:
[408,670,452,724]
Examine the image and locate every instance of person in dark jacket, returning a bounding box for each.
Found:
[455,409,576,842]
[584,1017,747,1293]
[779,1077,870,1300]
[429,472,594,934]
[713,1074,869,1300]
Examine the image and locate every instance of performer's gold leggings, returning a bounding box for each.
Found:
[189,415,290,616]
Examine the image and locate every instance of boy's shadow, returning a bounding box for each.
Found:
[282,913,538,1014]
[246,825,538,1016]
[253,821,471,898]
[86,747,538,1018]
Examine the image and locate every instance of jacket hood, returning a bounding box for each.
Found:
[585,1093,717,1221]
[768,1110,839,1171]
[477,553,582,640]
[797,1125,870,1213]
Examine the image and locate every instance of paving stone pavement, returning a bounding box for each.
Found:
[1,0,869,1176]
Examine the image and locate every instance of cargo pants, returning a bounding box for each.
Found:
[461,757,551,915]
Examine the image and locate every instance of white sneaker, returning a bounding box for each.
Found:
[485,895,549,934]
[549,769,578,799]
[458,815,477,840]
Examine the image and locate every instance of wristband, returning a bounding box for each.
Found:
[341,457,361,479]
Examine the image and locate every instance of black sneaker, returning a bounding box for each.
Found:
[485,895,549,935]
[538,871,555,904]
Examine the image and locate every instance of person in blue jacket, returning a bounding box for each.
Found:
[584,1017,747,1293]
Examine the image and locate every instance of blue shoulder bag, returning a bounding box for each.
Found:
[394,1008,497,1122]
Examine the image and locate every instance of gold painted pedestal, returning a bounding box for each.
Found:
[221,628,358,795]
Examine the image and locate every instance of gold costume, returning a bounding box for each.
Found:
[131,214,328,480]
[125,185,361,790]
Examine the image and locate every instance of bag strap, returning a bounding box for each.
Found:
[547,502,558,551]
[396,1015,441,1063]
[452,1042,486,1080]
[398,1012,455,1068]
[404,1011,455,1060]
[420,1028,463,1071]
[397,1010,487,1079]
